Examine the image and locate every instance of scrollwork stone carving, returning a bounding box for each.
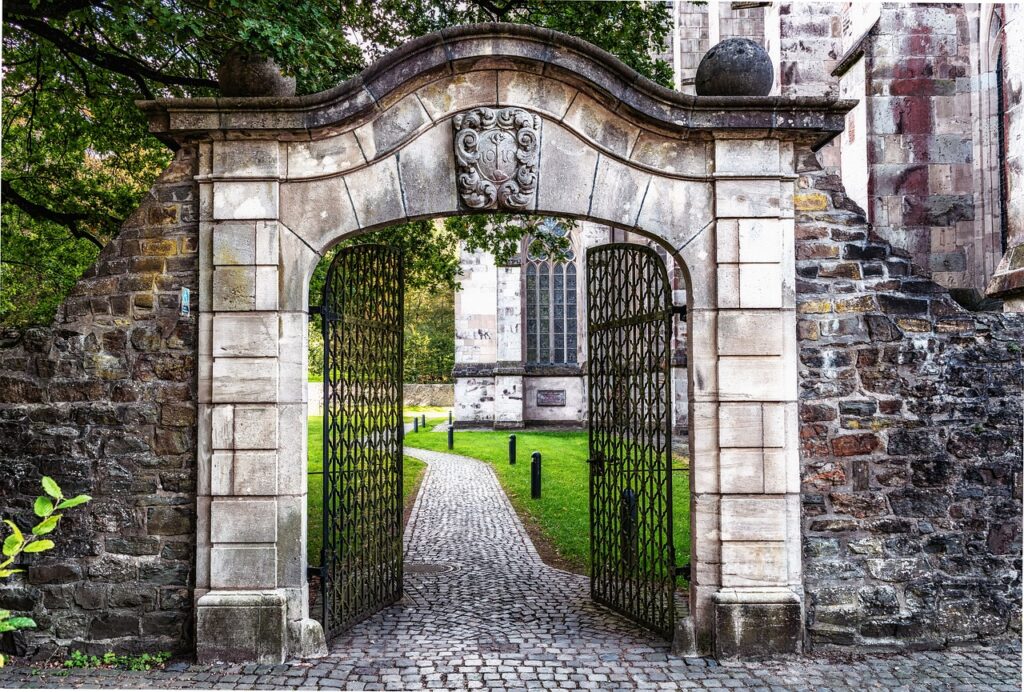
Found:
[453,107,540,210]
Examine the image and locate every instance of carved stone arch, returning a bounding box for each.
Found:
[139,23,853,662]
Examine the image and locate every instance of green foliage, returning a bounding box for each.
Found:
[0,476,91,667]
[2,2,670,327]
[404,285,455,383]
[64,649,171,671]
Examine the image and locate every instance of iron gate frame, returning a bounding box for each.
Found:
[320,243,405,640]
[586,242,677,639]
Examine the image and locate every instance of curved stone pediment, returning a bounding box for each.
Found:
[138,23,854,154]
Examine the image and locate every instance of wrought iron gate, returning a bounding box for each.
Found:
[321,244,404,640]
[586,243,676,638]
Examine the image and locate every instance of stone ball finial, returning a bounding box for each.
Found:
[695,38,773,97]
[218,46,297,97]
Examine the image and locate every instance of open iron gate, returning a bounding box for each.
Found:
[586,243,676,638]
[321,244,404,640]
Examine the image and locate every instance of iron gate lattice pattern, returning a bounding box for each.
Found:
[321,244,404,640]
[587,243,675,639]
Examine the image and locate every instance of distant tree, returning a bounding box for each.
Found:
[1,1,671,326]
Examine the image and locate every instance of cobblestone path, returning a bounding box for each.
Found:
[1,447,1020,690]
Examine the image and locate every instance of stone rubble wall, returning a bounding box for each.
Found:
[794,171,1023,649]
[402,384,454,408]
[0,146,199,658]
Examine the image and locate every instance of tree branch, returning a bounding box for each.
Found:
[1,180,106,249]
[5,15,219,92]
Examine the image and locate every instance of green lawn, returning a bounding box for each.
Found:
[306,416,426,565]
[402,430,690,576]
[402,405,451,428]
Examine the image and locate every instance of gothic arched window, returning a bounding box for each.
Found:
[524,219,578,365]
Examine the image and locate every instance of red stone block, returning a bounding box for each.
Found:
[830,433,881,457]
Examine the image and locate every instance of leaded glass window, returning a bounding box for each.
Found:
[524,219,578,365]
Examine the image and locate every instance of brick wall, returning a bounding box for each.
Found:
[0,146,199,658]
[795,172,1023,649]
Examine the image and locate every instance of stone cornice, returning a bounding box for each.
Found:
[137,23,856,151]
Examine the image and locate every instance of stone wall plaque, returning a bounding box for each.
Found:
[454,107,540,210]
[536,389,567,407]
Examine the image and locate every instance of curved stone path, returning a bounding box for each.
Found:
[0,447,1019,690]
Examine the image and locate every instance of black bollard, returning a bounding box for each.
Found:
[421,413,427,428]
[447,424,454,450]
[413,417,418,433]
[531,451,541,499]
[509,434,517,465]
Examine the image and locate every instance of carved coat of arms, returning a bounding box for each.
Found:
[453,107,540,210]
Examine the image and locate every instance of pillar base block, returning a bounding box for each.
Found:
[713,588,802,659]
[196,590,286,663]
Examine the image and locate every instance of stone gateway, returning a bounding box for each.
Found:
[0,21,1019,666]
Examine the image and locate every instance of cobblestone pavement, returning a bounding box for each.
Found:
[1,448,1020,690]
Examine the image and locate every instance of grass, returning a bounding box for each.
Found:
[402,429,690,576]
[307,416,427,565]
[402,405,451,428]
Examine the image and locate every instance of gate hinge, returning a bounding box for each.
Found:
[308,305,322,321]
[672,305,687,319]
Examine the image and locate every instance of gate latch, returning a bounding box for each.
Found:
[672,305,687,320]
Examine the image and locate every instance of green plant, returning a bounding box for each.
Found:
[0,476,91,667]
[63,649,171,671]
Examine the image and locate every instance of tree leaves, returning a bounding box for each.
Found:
[2,1,671,327]
[40,476,62,499]
[22,540,55,554]
[31,515,61,536]
[57,495,92,510]
[33,496,53,518]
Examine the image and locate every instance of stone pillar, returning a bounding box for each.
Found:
[706,137,802,657]
[493,260,524,428]
[195,140,325,663]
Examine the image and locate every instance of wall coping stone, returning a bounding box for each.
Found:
[137,23,855,152]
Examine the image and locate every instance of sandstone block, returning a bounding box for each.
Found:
[714,139,781,175]
[287,133,364,178]
[213,181,278,220]
[399,123,458,218]
[279,176,359,254]
[211,358,278,403]
[234,405,279,450]
[537,124,598,216]
[719,448,764,493]
[212,313,277,358]
[354,94,430,160]
[210,499,277,543]
[498,72,576,119]
[718,403,762,448]
[720,499,782,544]
[233,451,278,495]
[589,155,651,228]
[717,310,785,356]
[716,180,781,218]
[345,156,405,230]
[418,72,498,120]
[721,542,789,587]
[212,266,256,311]
[213,141,280,178]
[562,93,639,157]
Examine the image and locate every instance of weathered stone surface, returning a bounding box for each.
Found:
[797,171,1023,651]
[0,147,198,659]
[695,38,774,97]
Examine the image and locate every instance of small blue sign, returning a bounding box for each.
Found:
[180,287,191,317]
